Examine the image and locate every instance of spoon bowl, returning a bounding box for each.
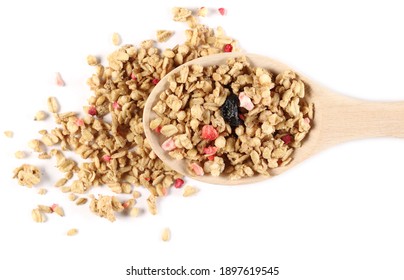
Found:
[143,52,404,185]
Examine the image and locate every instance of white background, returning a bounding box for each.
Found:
[1,0,404,279]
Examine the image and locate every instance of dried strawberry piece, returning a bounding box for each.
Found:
[102,155,111,162]
[144,177,151,182]
[174,178,184,188]
[75,118,84,126]
[239,92,254,111]
[130,73,137,80]
[162,137,176,151]
[277,159,283,166]
[218,7,226,15]
[223,44,233,52]
[190,163,204,176]
[112,101,120,110]
[152,78,159,85]
[155,126,162,133]
[50,204,58,212]
[122,201,130,208]
[201,125,219,141]
[55,72,65,86]
[88,106,97,116]
[207,155,215,161]
[281,134,293,145]
[203,146,218,155]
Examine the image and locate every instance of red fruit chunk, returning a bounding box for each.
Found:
[88,106,97,116]
[281,134,293,145]
[152,78,159,85]
[203,146,218,155]
[223,44,233,52]
[174,178,184,188]
[218,7,226,15]
[102,155,111,162]
[201,125,219,141]
[190,163,204,176]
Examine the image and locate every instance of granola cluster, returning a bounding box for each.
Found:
[151,57,313,179]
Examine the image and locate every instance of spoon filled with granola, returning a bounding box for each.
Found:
[143,52,404,185]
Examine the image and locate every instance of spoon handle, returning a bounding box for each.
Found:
[319,95,404,147]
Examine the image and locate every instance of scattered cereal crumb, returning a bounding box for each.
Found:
[129,207,140,217]
[67,228,78,236]
[156,30,174,42]
[14,151,26,159]
[13,164,41,187]
[55,72,65,87]
[47,96,60,113]
[161,228,171,242]
[172,7,192,22]
[32,208,45,223]
[52,204,64,217]
[198,7,208,17]
[132,190,141,199]
[34,111,48,121]
[183,186,199,197]
[28,139,44,153]
[38,152,52,160]
[54,178,67,187]
[112,32,121,46]
[87,55,98,66]
[4,130,13,138]
[37,188,47,195]
[68,193,77,201]
[75,197,88,206]
[218,7,226,15]
[89,195,123,222]
[147,194,157,215]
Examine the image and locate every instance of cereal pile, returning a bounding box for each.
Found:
[11,7,236,223]
[151,57,313,179]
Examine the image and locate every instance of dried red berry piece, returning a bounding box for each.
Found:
[155,126,162,133]
[112,101,120,110]
[130,73,137,80]
[50,204,58,212]
[75,118,84,126]
[102,155,111,162]
[144,177,151,182]
[281,134,293,145]
[201,125,219,141]
[152,78,159,85]
[174,178,184,188]
[277,159,283,166]
[203,146,218,155]
[207,155,215,161]
[218,7,226,15]
[88,106,97,116]
[223,44,233,52]
[190,163,204,176]
[162,137,176,151]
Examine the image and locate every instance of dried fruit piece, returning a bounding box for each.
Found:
[238,92,254,111]
[67,228,78,236]
[162,137,176,151]
[189,163,204,176]
[55,72,65,86]
[4,130,13,138]
[201,125,219,141]
[112,32,121,46]
[218,7,226,15]
[220,94,241,127]
[88,106,97,116]
[173,178,184,188]
[183,185,199,197]
[223,44,233,52]
[281,134,293,145]
[52,204,64,216]
[203,146,217,155]
[152,78,159,85]
[161,228,171,241]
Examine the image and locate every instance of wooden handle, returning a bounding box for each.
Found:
[318,94,404,148]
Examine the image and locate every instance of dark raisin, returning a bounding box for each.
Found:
[220,93,241,127]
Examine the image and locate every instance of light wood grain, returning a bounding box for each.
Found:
[143,53,404,184]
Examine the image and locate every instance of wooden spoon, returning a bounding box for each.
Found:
[143,52,404,185]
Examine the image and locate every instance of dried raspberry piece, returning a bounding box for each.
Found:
[130,73,137,80]
[174,178,184,188]
[281,134,293,145]
[144,177,151,182]
[50,204,58,212]
[102,155,111,162]
[152,78,159,85]
[88,106,97,116]
[207,155,215,161]
[203,146,218,155]
[162,137,176,151]
[239,92,254,111]
[112,101,120,110]
[201,125,219,141]
[190,163,204,176]
[155,126,162,133]
[223,44,233,52]
[55,72,65,87]
[218,7,226,15]
[75,118,84,126]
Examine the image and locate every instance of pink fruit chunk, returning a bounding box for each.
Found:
[162,137,176,151]
[203,146,217,155]
[201,125,219,141]
[190,163,204,176]
[239,92,254,111]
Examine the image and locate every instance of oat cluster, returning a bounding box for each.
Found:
[151,57,313,179]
